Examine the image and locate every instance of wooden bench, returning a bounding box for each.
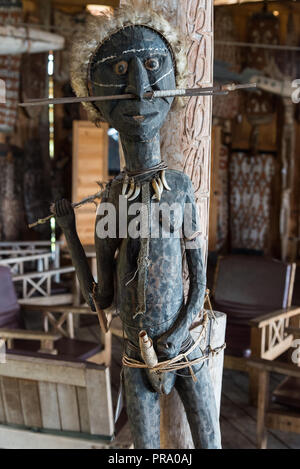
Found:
[0,329,61,354]
[248,358,300,449]
[0,353,120,448]
[13,266,75,300]
[0,252,52,275]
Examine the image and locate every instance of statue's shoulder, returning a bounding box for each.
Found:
[165,169,193,191]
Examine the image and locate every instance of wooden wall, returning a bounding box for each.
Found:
[72,121,108,246]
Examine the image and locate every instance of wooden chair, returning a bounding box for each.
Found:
[0,353,129,448]
[249,306,300,407]
[0,266,111,365]
[0,268,125,448]
[248,356,300,449]
[212,255,296,374]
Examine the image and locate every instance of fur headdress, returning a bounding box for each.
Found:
[71,2,188,124]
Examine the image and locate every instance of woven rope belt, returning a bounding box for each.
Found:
[122,309,226,382]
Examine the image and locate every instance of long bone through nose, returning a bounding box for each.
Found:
[125,56,151,99]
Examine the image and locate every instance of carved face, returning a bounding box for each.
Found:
[88,25,176,141]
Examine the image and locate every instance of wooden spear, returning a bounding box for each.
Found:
[19,82,256,107]
[28,183,106,229]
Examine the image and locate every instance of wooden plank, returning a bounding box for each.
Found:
[209,126,221,251]
[19,294,73,306]
[0,253,52,265]
[248,358,300,379]
[39,382,61,430]
[0,377,6,423]
[19,379,42,428]
[0,354,87,387]
[0,424,119,449]
[0,328,60,341]
[72,120,108,245]
[250,306,300,328]
[224,354,249,372]
[1,377,24,425]
[221,373,288,449]
[267,410,300,434]
[57,384,80,432]
[86,367,114,437]
[21,304,94,315]
[13,266,74,281]
[76,387,90,433]
[220,416,256,449]
[257,370,269,449]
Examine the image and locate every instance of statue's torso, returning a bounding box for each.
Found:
[105,169,192,345]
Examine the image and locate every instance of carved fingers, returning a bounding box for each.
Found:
[54,199,75,230]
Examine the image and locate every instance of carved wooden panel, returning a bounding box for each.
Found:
[0,4,22,133]
[229,152,275,252]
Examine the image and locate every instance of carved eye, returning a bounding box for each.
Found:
[114,60,128,75]
[145,57,160,71]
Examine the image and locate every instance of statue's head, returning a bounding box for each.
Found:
[71,3,187,141]
[88,26,175,141]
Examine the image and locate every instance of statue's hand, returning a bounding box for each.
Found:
[53,199,76,231]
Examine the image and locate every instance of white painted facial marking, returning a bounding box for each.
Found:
[92,67,173,89]
[150,68,173,86]
[95,48,168,65]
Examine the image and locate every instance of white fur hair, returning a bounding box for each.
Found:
[70,1,188,124]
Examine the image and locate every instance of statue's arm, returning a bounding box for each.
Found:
[94,184,120,309]
[55,199,95,310]
[157,179,206,358]
[94,216,119,309]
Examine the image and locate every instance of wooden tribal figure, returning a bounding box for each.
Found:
[55,4,221,449]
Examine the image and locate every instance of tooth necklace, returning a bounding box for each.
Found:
[122,161,171,202]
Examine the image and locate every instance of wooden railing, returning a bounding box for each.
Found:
[13,266,75,301]
[250,306,300,361]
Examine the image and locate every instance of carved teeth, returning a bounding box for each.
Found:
[161,170,171,191]
[125,178,135,199]
[128,183,141,201]
[152,178,162,201]
[157,176,163,193]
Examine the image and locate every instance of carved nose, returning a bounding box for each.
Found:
[125,57,151,99]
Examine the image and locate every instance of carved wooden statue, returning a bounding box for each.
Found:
[55,4,221,449]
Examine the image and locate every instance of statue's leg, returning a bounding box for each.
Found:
[123,343,160,449]
[174,347,222,449]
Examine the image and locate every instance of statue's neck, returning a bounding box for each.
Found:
[120,133,161,171]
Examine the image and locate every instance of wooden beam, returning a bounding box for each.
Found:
[267,410,300,435]
[51,0,118,7]
[0,354,89,387]
[257,370,269,449]
[249,306,300,328]
[248,358,300,379]
[0,328,60,341]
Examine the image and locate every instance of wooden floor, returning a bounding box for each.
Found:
[221,368,300,449]
[79,323,300,449]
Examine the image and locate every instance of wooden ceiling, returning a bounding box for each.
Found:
[214,0,296,4]
[23,0,119,14]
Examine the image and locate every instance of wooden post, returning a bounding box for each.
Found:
[257,369,269,449]
[249,325,263,406]
[121,0,219,448]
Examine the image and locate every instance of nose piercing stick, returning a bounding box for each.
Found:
[19,82,256,107]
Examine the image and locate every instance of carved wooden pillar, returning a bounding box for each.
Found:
[120,0,215,448]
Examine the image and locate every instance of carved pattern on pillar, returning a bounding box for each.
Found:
[120,0,213,449]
